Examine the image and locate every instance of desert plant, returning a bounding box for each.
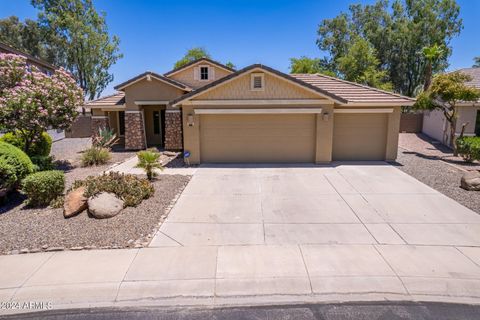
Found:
[136,149,164,180]
[81,147,111,166]
[93,127,118,149]
[22,170,65,206]
[0,131,52,157]
[0,141,34,183]
[456,136,480,162]
[72,172,154,207]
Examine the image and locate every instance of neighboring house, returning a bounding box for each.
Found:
[423,67,480,145]
[87,57,414,164]
[0,42,56,75]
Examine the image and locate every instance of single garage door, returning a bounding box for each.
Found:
[200,114,316,163]
[332,113,388,160]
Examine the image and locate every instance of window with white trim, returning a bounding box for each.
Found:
[250,73,265,91]
[200,66,209,80]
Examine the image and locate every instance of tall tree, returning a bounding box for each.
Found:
[289,56,336,76]
[337,38,393,90]
[32,0,122,101]
[422,44,445,91]
[0,16,62,65]
[415,72,480,153]
[174,47,211,69]
[474,56,480,68]
[317,0,463,96]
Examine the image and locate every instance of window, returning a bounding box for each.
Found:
[250,73,265,91]
[118,111,125,136]
[200,66,209,80]
[153,111,160,135]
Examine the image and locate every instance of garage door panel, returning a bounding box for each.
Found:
[333,114,387,161]
[200,114,315,163]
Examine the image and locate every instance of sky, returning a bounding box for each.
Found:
[1,0,479,97]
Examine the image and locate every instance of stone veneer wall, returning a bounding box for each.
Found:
[164,110,183,150]
[91,116,109,137]
[125,112,146,150]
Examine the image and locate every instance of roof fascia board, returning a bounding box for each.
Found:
[334,108,394,113]
[115,74,190,91]
[194,108,323,114]
[185,99,333,105]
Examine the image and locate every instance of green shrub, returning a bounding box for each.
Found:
[0,131,52,157]
[456,136,480,162]
[0,141,34,182]
[31,155,55,171]
[81,147,111,167]
[72,172,154,207]
[22,170,65,206]
[0,158,16,191]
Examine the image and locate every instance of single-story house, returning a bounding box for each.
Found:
[423,67,480,145]
[87,58,414,164]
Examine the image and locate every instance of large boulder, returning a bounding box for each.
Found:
[63,187,87,218]
[461,171,480,191]
[87,192,124,219]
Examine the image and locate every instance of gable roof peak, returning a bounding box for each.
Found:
[164,57,235,77]
[114,71,191,91]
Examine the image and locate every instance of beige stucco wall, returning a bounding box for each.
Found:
[168,62,232,89]
[197,72,322,100]
[123,78,186,111]
[423,106,479,145]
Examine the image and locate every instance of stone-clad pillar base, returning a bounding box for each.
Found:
[125,111,146,150]
[91,116,109,137]
[164,110,183,150]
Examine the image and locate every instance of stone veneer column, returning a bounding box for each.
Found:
[164,110,183,150]
[91,116,109,137]
[125,111,146,150]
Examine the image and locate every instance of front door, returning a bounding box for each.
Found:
[145,108,164,147]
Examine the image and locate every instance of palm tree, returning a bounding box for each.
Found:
[135,150,164,180]
[422,44,444,91]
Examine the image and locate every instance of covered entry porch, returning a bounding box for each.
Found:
[88,94,182,150]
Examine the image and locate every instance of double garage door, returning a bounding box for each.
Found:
[199,113,388,163]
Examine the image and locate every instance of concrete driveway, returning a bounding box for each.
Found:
[153,163,480,247]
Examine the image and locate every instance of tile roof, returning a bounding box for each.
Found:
[291,74,415,105]
[170,64,349,106]
[85,92,125,108]
[164,57,235,76]
[457,68,480,89]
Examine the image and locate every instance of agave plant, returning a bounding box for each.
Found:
[93,127,118,149]
[135,149,164,180]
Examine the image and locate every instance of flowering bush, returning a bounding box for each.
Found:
[0,53,84,154]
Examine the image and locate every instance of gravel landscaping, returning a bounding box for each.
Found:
[394,147,480,214]
[51,138,137,189]
[0,174,191,255]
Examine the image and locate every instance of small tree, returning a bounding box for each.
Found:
[136,149,163,181]
[415,72,480,154]
[0,53,83,154]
